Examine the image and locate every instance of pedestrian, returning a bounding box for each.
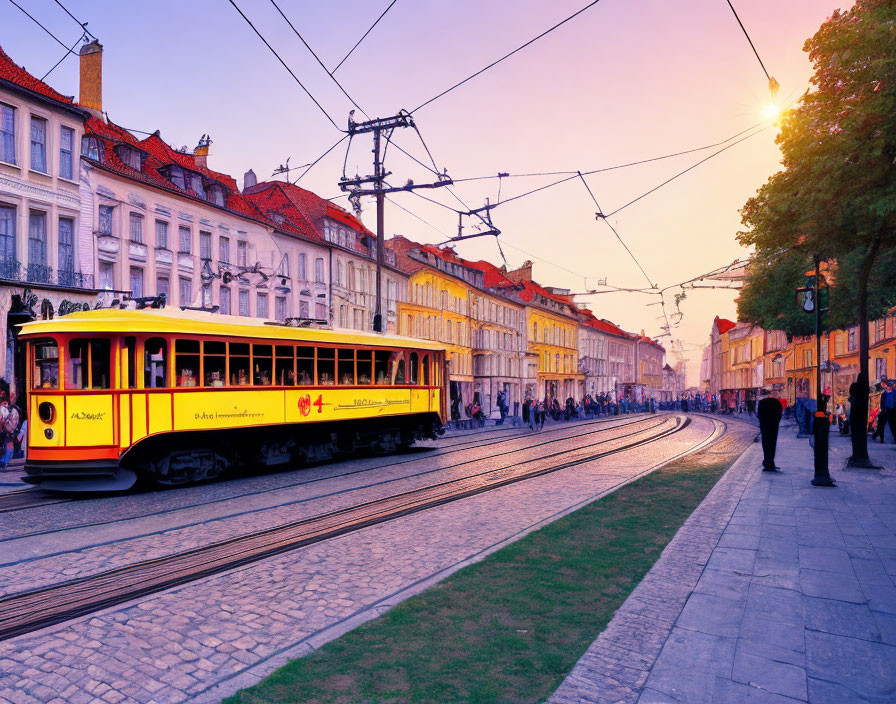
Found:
[757,388,783,472]
[872,381,888,442]
[536,399,546,430]
[496,390,507,425]
[881,379,896,443]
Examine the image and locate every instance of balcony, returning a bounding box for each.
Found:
[0,260,94,289]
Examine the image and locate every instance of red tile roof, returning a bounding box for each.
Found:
[465,259,519,289]
[715,317,737,335]
[578,308,632,338]
[0,44,74,105]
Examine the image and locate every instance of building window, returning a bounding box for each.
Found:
[157,276,169,299]
[99,262,114,290]
[0,104,14,164]
[80,135,102,160]
[314,257,324,283]
[298,253,306,280]
[219,236,230,264]
[129,267,144,298]
[199,231,211,260]
[876,357,887,381]
[275,296,286,322]
[238,289,249,316]
[315,302,327,320]
[202,283,212,308]
[237,241,247,267]
[179,277,192,306]
[848,327,857,351]
[59,126,74,179]
[27,211,48,282]
[129,213,143,243]
[58,217,75,279]
[207,185,225,207]
[219,287,231,315]
[186,172,204,198]
[0,204,16,275]
[279,253,289,278]
[165,165,186,190]
[98,205,113,235]
[299,300,309,318]
[116,145,143,170]
[179,226,191,253]
[155,220,168,248]
[30,116,47,172]
[257,292,268,319]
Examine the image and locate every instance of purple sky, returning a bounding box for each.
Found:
[0,0,845,383]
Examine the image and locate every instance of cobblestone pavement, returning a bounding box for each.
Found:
[0,414,718,703]
[0,416,663,596]
[550,427,896,704]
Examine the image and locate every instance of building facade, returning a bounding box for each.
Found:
[0,44,96,397]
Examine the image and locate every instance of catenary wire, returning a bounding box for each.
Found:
[40,32,84,81]
[605,124,771,217]
[226,0,343,132]
[268,0,368,117]
[577,171,654,289]
[293,134,350,184]
[724,0,772,82]
[51,0,96,39]
[7,0,79,54]
[411,0,603,113]
[332,0,399,74]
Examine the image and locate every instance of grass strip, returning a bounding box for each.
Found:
[225,433,751,704]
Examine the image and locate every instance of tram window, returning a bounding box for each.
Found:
[125,337,137,389]
[203,340,226,387]
[356,349,373,385]
[175,339,200,387]
[296,346,313,385]
[31,339,59,390]
[275,345,294,386]
[317,347,335,385]
[374,350,390,385]
[144,337,167,388]
[422,354,430,385]
[337,349,355,385]
[67,339,88,389]
[90,340,111,389]
[67,338,109,389]
[390,351,406,385]
[408,352,419,385]
[229,342,250,386]
[253,344,273,385]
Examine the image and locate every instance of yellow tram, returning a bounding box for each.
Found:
[20,309,447,491]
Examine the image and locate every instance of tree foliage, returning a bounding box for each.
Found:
[737,0,896,333]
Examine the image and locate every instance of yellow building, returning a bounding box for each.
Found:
[389,238,478,413]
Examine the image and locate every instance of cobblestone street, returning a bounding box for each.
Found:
[0,414,724,703]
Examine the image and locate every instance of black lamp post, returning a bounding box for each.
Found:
[797,255,835,487]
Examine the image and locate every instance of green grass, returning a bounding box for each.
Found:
[224,434,749,704]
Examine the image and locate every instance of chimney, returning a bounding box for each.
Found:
[505,260,533,283]
[78,40,103,115]
[243,169,257,192]
[193,134,212,169]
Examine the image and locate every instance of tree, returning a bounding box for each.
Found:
[737,0,896,466]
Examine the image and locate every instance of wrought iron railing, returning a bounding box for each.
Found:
[0,260,95,289]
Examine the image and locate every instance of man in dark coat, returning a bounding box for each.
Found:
[757,388,784,471]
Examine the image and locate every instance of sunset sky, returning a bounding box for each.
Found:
[0,0,845,382]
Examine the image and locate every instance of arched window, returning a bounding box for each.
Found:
[409,352,419,384]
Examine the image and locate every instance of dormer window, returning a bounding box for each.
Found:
[162,165,186,190]
[114,145,145,171]
[207,184,226,207]
[186,172,205,198]
[81,135,104,161]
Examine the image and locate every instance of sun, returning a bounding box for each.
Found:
[762,103,782,120]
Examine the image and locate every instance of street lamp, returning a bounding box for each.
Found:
[797,255,835,487]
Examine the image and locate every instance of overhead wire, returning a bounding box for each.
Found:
[51,0,95,39]
[411,0,603,113]
[7,0,80,54]
[293,134,350,183]
[226,0,343,132]
[332,0,398,74]
[40,32,84,81]
[724,0,772,82]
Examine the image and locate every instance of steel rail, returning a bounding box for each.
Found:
[3,415,654,541]
[0,416,688,641]
[0,491,68,513]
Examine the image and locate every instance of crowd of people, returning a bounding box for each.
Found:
[0,388,26,471]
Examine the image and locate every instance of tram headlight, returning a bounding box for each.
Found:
[44,428,54,439]
[38,402,56,424]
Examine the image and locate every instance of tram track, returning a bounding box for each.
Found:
[1,414,655,541]
[0,415,692,641]
[0,490,69,514]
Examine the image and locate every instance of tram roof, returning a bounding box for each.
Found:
[17,308,446,350]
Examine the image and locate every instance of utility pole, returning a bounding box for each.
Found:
[339,111,452,332]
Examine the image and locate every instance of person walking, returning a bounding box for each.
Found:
[496,390,507,426]
[881,379,896,443]
[872,381,888,442]
[757,388,784,472]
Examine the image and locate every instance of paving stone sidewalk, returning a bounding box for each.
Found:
[550,428,896,704]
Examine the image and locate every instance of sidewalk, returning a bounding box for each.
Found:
[550,428,896,703]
